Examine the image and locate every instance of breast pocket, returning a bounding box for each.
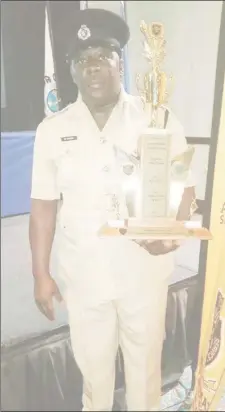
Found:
[56,141,103,199]
[56,142,80,189]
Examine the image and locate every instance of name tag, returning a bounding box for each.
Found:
[61,136,78,142]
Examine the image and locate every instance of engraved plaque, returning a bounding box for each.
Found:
[138,129,172,218]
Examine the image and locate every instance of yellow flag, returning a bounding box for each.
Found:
[191,75,225,410]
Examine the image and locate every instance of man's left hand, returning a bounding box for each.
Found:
[134,239,180,256]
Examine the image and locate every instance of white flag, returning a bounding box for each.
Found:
[44,6,59,116]
[80,1,88,10]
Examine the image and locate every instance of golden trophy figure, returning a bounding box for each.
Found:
[98,21,211,241]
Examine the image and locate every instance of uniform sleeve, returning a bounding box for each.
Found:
[167,110,196,188]
[31,122,60,200]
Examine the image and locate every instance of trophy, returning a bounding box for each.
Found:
[98,21,212,241]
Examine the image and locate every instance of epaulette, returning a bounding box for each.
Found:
[42,103,74,123]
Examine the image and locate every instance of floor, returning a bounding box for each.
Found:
[161,367,225,411]
[114,367,225,411]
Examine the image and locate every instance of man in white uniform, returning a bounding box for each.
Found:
[29,8,196,411]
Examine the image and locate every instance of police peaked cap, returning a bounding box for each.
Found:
[67,8,130,61]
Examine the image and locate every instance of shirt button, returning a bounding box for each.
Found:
[102,165,110,172]
[100,136,107,144]
[123,164,134,175]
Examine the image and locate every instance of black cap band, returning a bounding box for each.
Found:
[67,38,122,63]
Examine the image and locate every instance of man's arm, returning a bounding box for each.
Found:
[176,186,197,221]
[169,110,197,222]
[29,199,57,277]
[30,122,62,319]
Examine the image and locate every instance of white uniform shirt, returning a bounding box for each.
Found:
[31,88,195,302]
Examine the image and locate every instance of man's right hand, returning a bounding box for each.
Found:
[34,274,63,321]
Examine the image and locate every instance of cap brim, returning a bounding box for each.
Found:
[67,37,122,62]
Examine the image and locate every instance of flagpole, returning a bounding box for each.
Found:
[80,1,88,10]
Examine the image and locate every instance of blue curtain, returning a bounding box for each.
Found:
[1,132,35,217]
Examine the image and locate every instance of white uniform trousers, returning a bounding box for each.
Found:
[65,275,169,411]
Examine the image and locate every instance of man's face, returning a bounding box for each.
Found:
[71,46,122,107]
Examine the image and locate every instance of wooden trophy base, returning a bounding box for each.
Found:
[98,218,212,240]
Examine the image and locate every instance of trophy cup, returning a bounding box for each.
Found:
[98,22,211,241]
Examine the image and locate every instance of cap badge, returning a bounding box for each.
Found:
[77,25,91,41]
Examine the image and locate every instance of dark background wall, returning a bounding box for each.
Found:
[1,0,80,132]
[1,1,46,132]
[47,1,80,110]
